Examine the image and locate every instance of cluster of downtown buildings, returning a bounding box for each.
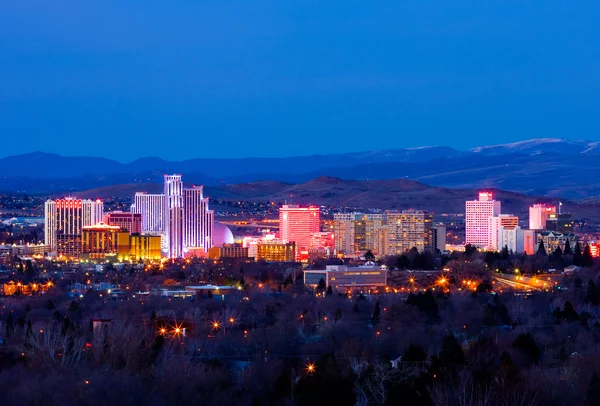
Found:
[465,192,575,254]
[43,174,213,261]
[40,173,578,264]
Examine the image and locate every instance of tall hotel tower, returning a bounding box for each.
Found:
[45,197,104,252]
[279,205,320,259]
[164,175,184,258]
[183,186,214,251]
[465,192,501,248]
[132,193,166,233]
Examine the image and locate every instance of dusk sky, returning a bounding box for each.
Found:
[1,1,599,162]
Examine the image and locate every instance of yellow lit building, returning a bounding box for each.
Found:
[256,241,295,262]
[82,222,122,259]
[118,234,162,262]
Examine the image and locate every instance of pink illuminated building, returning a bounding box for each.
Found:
[465,192,501,248]
[104,211,142,234]
[279,205,320,259]
[529,204,556,230]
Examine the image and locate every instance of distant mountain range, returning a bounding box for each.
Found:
[72,176,600,221]
[2,138,600,199]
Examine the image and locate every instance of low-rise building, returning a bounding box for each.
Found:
[304,264,387,289]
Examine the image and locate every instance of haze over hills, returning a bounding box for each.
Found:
[3,138,600,198]
[73,176,600,221]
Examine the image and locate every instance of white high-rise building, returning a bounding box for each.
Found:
[44,197,104,252]
[529,204,556,230]
[465,192,501,248]
[164,175,184,258]
[183,186,214,252]
[132,193,166,233]
[488,214,519,251]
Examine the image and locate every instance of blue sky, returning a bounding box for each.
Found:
[1,1,599,162]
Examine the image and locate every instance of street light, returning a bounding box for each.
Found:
[306,362,316,374]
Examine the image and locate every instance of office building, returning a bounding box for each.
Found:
[104,211,142,234]
[279,205,320,259]
[304,264,387,289]
[208,243,249,259]
[56,234,82,259]
[183,186,214,252]
[488,214,519,251]
[81,222,122,260]
[45,197,104,252]
[433,225,447,252]
[384,210,433,254]
[164,175,184,258]
[131,193,165,233]
[333,213,385,257]
[465,192,501,248]
[537,231,576,254]
[256,241,296,262]
[128,234,162,261]
[529,204,556,230]
[516,228,536,255]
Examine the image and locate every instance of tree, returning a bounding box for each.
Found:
[5,313,14,338]
[317,278,326,293]
[587,373,600,406]
[512,333,541,363]
[537,241,547,256]
[372,301,381,324]
[573,241,583,266]
[585,280,599,306]
[583,244,594,267]
[326,285,333,296]
[551,247,563,264]
[25,319,35,351]
[564,239,573,255]
[500,245,510,259]
[364,250,375,262]
[403,344,427,362]
[439,334,465,366]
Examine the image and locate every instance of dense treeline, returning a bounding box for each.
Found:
[1,265,600,405]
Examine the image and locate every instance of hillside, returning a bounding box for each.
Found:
[5,138,600,198]
[73,176,600,220]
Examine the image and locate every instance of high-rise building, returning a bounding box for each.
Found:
[45,197,104,253]
[164,175,184,258]
[465,192,501,248]
[529,204,556,230]
[333,213,386,257]
[104,211,142,234]
[183,186,214,252]
[432,225,447,252]
[279,205,320,259]
[384,210,433,255]
[488,214,519,251]
[131,193,165,233]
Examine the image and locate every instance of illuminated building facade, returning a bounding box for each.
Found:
[104,211,142,234]
[208,243,249,259]
[333,213,385,257]
[465,192,501,248]
[45,197,104,253]
[81,222,122,259]
[537,231,576,254]
[488,214,519,251]
[304,264,387,289]
[131,193,165,233]
[183,186,214,252]
[433,225,447,252]
[56,234,82,259]
[384,210,433,254]
[279,205,320,259]
[256,241,296,262]
[529,204,556,230]
[164,175,184,258]
[128,234,162,261]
